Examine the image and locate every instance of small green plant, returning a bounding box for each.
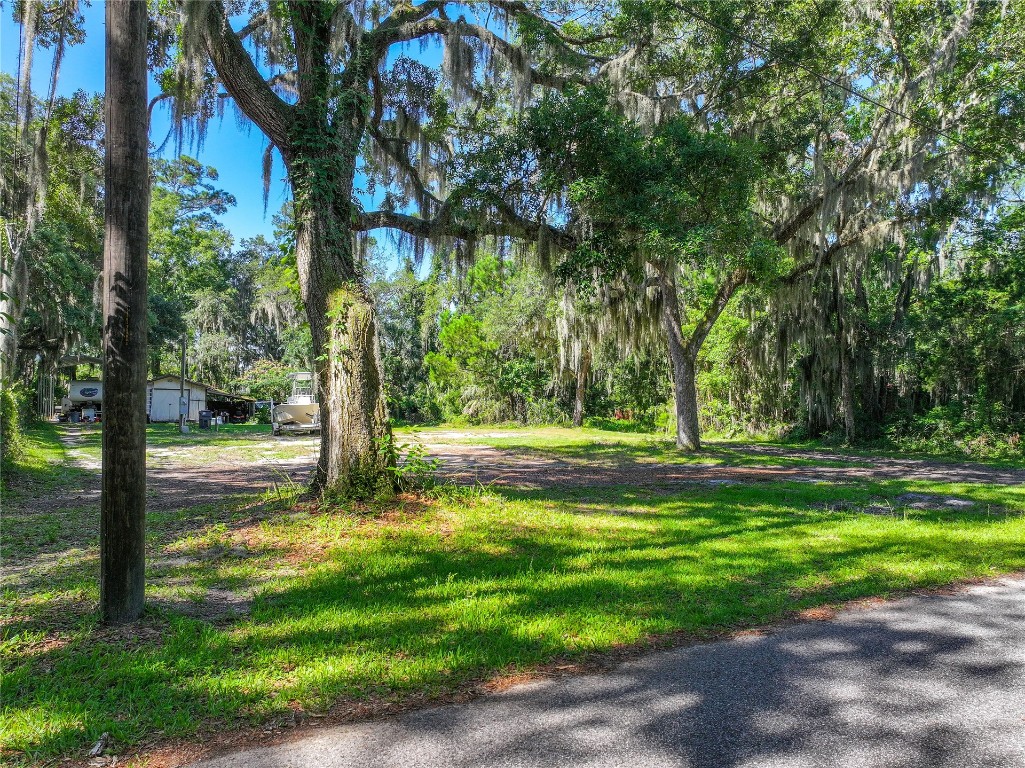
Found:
[260,468,305,507]
[376,432,441,491]
[424,479,495,503]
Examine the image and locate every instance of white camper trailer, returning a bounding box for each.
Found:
[60,380,103,422]
[272,372,320,436]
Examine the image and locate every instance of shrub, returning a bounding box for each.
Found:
[1,384,25,471]
[583,416,653,433]
[525,397,569,426]
[885,403,1025,460]
[377,433,440,491]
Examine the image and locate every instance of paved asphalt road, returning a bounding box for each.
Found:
[196,577,1025,768]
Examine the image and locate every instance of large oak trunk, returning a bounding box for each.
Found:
[664,322,702,451]
[657,268,702,450]
[286,146,391,498]
[314,276,391,496]
[198,1,391,498]
[100,0,148,625]
[654,264,747,451]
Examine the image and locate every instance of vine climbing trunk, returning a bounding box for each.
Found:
[572,346,591,427]
[284,135,391,498]
[198,0,393,499]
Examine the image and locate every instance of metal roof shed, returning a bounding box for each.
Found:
[146,375,208,423]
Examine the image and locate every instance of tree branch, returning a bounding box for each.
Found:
[355,202,575,250]
[477,0,615,58]
[373,16,582,89]
[200,1,293,148]
[368,1,448,60]
[266,71,298,98]
[287,1,334,107]
[781,218,895,285]
[236,12,267,41]
[686,267,750,352]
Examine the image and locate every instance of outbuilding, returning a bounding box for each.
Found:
[206,386,256,423]
[147,375,208,422]
[146,375,256,423]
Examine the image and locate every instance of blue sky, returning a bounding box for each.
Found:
[1,1,290,242]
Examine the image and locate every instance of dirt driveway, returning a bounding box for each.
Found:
[12,427,1024,520]
[13,426,321,515]
[427,440,1025,488]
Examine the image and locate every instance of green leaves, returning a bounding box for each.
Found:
[515,86,762,283]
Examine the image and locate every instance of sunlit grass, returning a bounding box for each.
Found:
[4,423,317,471]
[0,423,92,503]
[400,425,870,468]
[3,472,1024,764]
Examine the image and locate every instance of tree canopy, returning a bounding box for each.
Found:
[3,0,1024,465]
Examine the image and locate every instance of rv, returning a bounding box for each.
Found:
[59,380,103,422]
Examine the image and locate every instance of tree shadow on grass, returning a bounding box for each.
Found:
[3,482,1024,762]
[264,580,1025,768]
[446,438,871,468]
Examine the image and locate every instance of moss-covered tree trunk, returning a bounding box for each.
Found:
[197,0,393,498]
[283,126,391,497]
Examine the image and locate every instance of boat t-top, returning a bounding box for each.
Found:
[272,372,321,436]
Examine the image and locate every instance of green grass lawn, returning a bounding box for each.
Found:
[784,436,1025,469]
[3,460,1024,764]
[410,425,869,468]
[0,423,93,504]
[2,423,315,476]
[402,423,1025,470]
[142,423,316,466]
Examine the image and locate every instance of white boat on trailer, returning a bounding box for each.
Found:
[272,372,321,436]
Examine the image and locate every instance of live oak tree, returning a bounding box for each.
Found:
[152,0,621,495]
[479,0,1025,449]
[462,87,766,449]
[642,0,1025,442]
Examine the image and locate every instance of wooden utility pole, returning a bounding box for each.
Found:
[101,0,149,624]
